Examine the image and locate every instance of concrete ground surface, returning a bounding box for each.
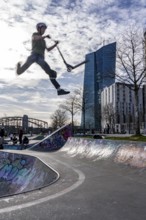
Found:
[0,149,146,220]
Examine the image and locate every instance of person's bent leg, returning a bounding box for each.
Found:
[16,54,36,75]
[37,57,70,95]
[37,58,60,88]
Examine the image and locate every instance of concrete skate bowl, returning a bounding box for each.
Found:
[60,137,146,168]
[0,152,59,198]
[29,124,72,152]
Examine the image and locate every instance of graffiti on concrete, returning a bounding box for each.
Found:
[31,124,72,151]
[61,137,146,168]
[0,152,34,181]
[0,152,58,197]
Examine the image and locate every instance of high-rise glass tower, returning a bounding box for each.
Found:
[82,42,116,131]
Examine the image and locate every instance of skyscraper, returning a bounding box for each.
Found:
[144,30,146,73]
[82,42,116,131]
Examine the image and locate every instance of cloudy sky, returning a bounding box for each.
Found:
[0,0,145,125]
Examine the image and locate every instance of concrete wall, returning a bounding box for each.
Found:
[30,124,72,151]
[61,137,146,168]
[0,152,58,197]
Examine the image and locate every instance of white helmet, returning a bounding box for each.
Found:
[36,22,47,31]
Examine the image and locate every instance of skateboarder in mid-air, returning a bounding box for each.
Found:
[16,22,70,96]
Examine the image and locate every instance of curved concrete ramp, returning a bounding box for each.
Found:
[0,152,59,198]
[29,124,72,152]
[61,137,146,168]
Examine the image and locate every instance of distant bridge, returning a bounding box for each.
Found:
[0,116,48,129]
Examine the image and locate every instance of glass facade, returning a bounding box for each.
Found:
[82,42,116,131]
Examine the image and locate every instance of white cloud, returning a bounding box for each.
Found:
[0,0,145,124]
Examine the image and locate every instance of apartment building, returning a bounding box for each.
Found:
[101,82,145,133]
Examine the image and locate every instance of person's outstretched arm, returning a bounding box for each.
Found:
[32,34,51,41]
[46,41,59,52]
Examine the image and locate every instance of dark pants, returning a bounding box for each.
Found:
[18,53,60,89]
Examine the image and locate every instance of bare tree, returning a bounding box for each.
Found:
[73,88,91,134]
[50,109,68,129]
[102,103,116,133]
[116,27,146,135]
[60,91,79,133]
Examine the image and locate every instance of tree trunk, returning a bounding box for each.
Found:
[83,109,85,135]
[71,103,74,136]
[134,89,140,135]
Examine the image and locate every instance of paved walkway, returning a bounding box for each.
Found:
[0,149,145,220]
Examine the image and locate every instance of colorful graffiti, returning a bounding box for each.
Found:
[30,124,72,151]
[0,152,58,197]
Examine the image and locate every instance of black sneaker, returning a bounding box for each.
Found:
[57,89,70,95]
[16,62,22,75]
